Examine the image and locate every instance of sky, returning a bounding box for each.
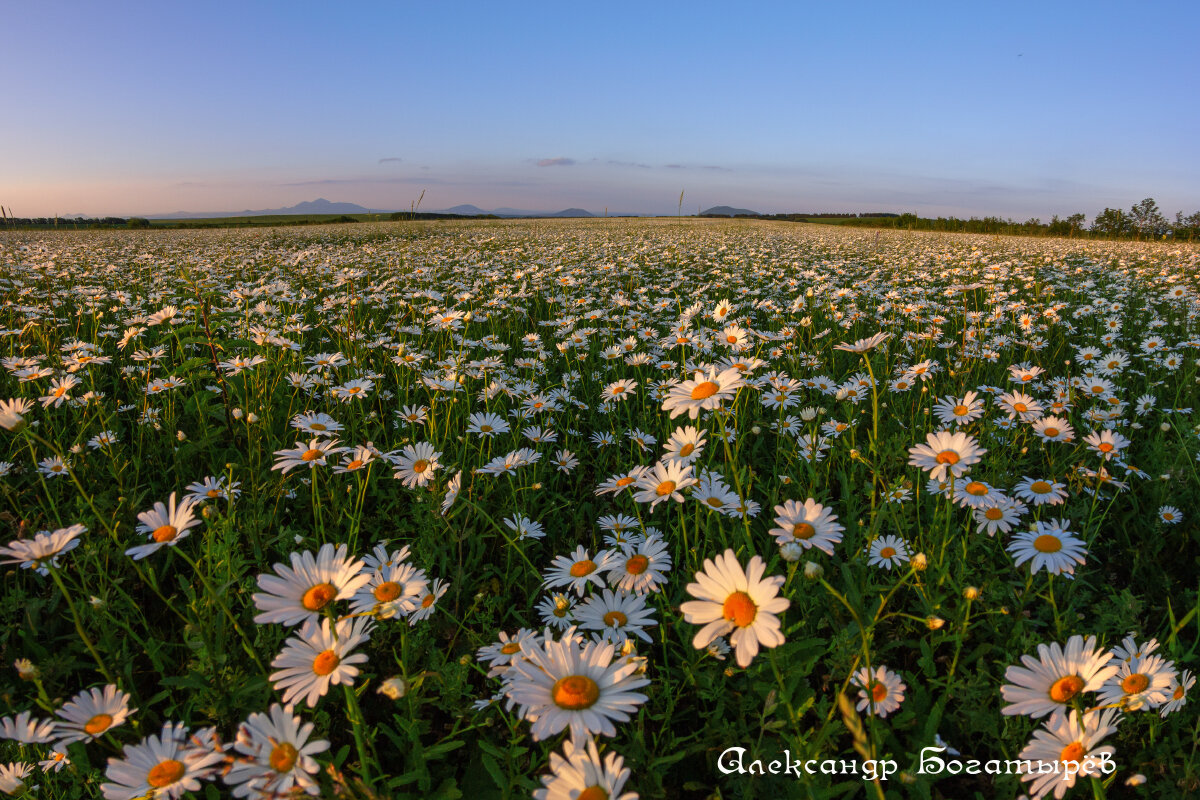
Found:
[3,1,1198,220]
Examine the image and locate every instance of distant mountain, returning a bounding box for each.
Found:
[440,204,489,215]
[547,208,594,217]
[148,198,389,220]
[701,205,760,217]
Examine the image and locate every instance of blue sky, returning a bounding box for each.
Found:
[4,2,1198,219]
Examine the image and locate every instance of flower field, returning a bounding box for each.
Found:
[0,218,1198,799]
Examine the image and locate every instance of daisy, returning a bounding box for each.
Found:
[1001,635,1118,718]
[252,543,370,627]
[1161,670,1194,717]
[601,379,638,403]
[125,493,202,560]
[932,391,985,426]
[0,523,85,575]
[851,665,906,717]
[1158,505,1182,524]
[973,496,1027,536]
[1096,653,1177,711]
[661,366,745,420]
[349,558,427,620]
[290,412,343,435]
[833,332,891,353]
[0,397,32,431]
[1012,477,1069,506]
[38,455,70,477]
[269,617,373,708]
[537,593,577,631]
[544,546,616,596]
[467,411,510,437]
[0,711,56,744]
[506,627,650,741]
[392,442,442,488]
[632,460,696,509]
[271,438,345,474]
[768,498,844,556]
[1007,520,1087,576]
[603,535,672,594]
[477,629,539,678]
[662,425,707,465]
[441,470,462,515]
[409,578,450,624]
[534,737,638,800]
[184,476,241,503]
[997,391,1044,422]
[594,467,648,497]
[575,588,658,645]
[224,703,329,798]
[867,536,911,570]
[1031,416,1075,443]
[101,721,225,800]
[952,479,1002,510]
[396,404,429,425]
[1082,429,1129,460]
[39,375,81,408]
[505,514,546,542]
[1017,708,1119,800]
[680,549,789,668]
[551,449,579,473]
[907,430,986,482]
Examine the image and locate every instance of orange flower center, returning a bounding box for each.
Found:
[152,525,178,543]
[301,583,338,611]
[1121,673,1150,694]
[655,480,677,496]
[84,713,113,735]
[1173,685,1185,700]
[794,522,816,540]
[312,650,340,676]
[500,642,521,655]
[679,443,695,457]
[373,582,402,602]
[984,507,1004,520]
[603,611,628,627]
[722,591,757,627]
[310,423,327,431]
[301,448,322,461]
[1033,534,1062,553]
[616,476,635,487]
[147,759,185,788]
[870,681,889,702]
[1043,427,1059,437]
[953,404,969,416]
[965,481,988,496]
[551,675,600,710]
[625,555,649,575]
[1049,674,1084,703]
[935,450,960,465]
[706,496,724,508]
[1097,442,1113,453]
[577,786,609,800]
[206,489,220,498]
[690,381,720,400]
[1059,742,1085,765]
[1013,402,1028,413]
[879,547,897,559]
[269,742,299,772]
[413,459,429,473]
[569,559,596,577]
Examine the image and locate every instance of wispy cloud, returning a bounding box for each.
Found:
[378,157,402,164]
[536,157,575,167]
[597,158,652,169]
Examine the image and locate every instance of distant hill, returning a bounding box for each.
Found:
[547,208,594,217]
[701,205,760,217]
[149,198,388,220]
[440,204,489,215]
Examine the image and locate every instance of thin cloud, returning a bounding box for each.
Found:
[597,158,652,169]
[378,157,403,164]
[536,157,575,167]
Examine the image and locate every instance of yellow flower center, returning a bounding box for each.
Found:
[1042,427,1059,437]
[615,476,635,487]
[985,507,1004,520]
[480,425,493,432]
[625,555,649,575]
[301,448,322,461]
[301,583,338,611]
[1030,481,1053,494]
[1049,675,1084,703]
[54,387,66,398]
[206,489,220,498]
[1097,442,1113,453]
[706,496,724,508]
[413,459,429,473]
[965,481,988,496]
[679,443,695,457]
[345,459,363,470]
[953,404,969,416]
[500,642,521,655]
[870,681,888,702]
[551,675,600,710]
[1059,742,1085,765]
[603,611,628,627]
[569,560,596,577]
[269,742,299,772]
[1033,534,1062,553]
[421,593,435,608]
[879,547,897,559]
[794,522,816,540]
[655,480,677,496]
[147,759,185,788]
[152,525,178,543]
[312,650,340,676]
[935,450,960,465]
[1121,673,1150,694]
[690,381,720,400]
[84,713,113,735]
[1013,402,1028,413]
[310,423,327,431]
[373,582,402,602]
[722,591,758,627]
[577,787,609,800]
[1173,685,1185,700]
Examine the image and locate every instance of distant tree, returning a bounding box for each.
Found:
[1065,213,1086,237]
[1129,198,1167,238]
[1092,208,1132,237]
[1048,215,1070,236]
[126,217,150,229]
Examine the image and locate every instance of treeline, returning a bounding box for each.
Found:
[699,212,901,221]
[0,215,149,229]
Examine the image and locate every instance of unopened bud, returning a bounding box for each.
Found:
[911,552,928,571]
[964,586,980,601]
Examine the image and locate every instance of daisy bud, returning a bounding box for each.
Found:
[232,408,244,420]
[70,444,83,454]
[247,412,259,423]
[13,658,38,680]
[377,677,407,700]
[1161,422,1171,432]
[963,586,980,601]
[926,616,945,630]
[751,425,761,435]
[803,561,823,580]
[779,541,803,562]
[911,553,928,571]
[1125,775,1147,787]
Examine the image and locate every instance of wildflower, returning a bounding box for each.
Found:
[269,617,373,708]
[54,684,137,745]
[224,704,329,798]
[851,665,906,717]
[680,549,789,668]
[101,721,225,800]
[271,438,345,474]
[768,498,844,556]
[534,737,638,800]
[1017,708,1119,800]
[907,430,986,482]
[126,493,203,560]
[0,524,85,575]
[252,543,369,627]
[867,535,911,570]
[1001,635,1118,718]
[1007,519,1087,576]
